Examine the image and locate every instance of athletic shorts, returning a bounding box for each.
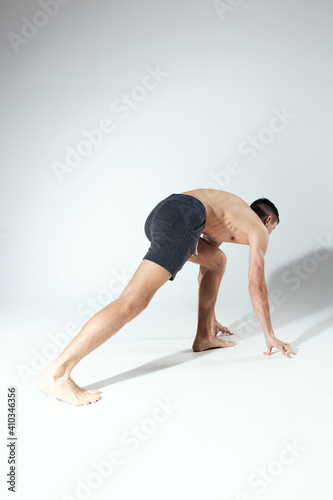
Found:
[143,193,206,281]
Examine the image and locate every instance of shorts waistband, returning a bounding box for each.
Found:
[169,193,206,215]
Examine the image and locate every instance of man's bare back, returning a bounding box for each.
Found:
[182,188,265,245]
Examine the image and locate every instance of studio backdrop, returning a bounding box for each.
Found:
[1,0,332,321]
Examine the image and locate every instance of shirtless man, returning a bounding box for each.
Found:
[36,189,296,406]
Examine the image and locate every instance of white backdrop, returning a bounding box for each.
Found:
[1,0,333,314]
[1,3,333,500]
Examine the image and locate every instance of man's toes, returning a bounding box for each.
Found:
[87,393,101,403]
[86,394,96,402]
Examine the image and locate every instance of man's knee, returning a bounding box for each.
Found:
[118,290,153,319]
[209,250,227,274]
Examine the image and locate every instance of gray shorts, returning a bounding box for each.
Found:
[143,193,206,281]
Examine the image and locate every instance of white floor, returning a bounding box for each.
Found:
[1,299,333,500]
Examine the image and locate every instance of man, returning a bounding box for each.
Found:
[36,189,295,406]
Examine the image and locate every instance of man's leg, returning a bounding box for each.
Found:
[188,238,236,351]
[197,265,232,336]
[36,259,171,406]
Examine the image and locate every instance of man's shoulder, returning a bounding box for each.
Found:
[248,222,268,251]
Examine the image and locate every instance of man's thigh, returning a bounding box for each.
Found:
[188,237,226,271]
[121,259,172,304]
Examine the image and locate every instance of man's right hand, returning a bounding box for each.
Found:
[264,336,296,358]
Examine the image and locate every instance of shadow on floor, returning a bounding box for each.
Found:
[292,314,333,349]
[229,248,333,335]
[83,349,198,389]
[84,312,333,390]
[84,248,333,390]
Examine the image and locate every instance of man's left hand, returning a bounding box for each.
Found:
[211,319,233,336]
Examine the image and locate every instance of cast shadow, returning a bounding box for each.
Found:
[229,248,333,335]
[84,249,332,390]
[83,348,274,390]
[292,314,333,349]
[85,313,333,391]
[83,349,199,390]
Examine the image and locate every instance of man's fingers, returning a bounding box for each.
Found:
[264,341,295,358]
[213,324,233,335]
[283,342,296,356]
[221,330,233,335]
[284,343,296,356]
[280,348,292,358]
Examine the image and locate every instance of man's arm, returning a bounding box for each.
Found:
[248,227,274,337]
[248,226,295,358]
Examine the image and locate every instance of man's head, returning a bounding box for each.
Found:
[250,197,279,235]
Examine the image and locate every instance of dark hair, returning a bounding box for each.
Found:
[250,197,279,224]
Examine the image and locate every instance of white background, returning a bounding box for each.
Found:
[1,1,333,499]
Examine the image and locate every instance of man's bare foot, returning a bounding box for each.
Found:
[192,335,236,352]
[36,367,102,406]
